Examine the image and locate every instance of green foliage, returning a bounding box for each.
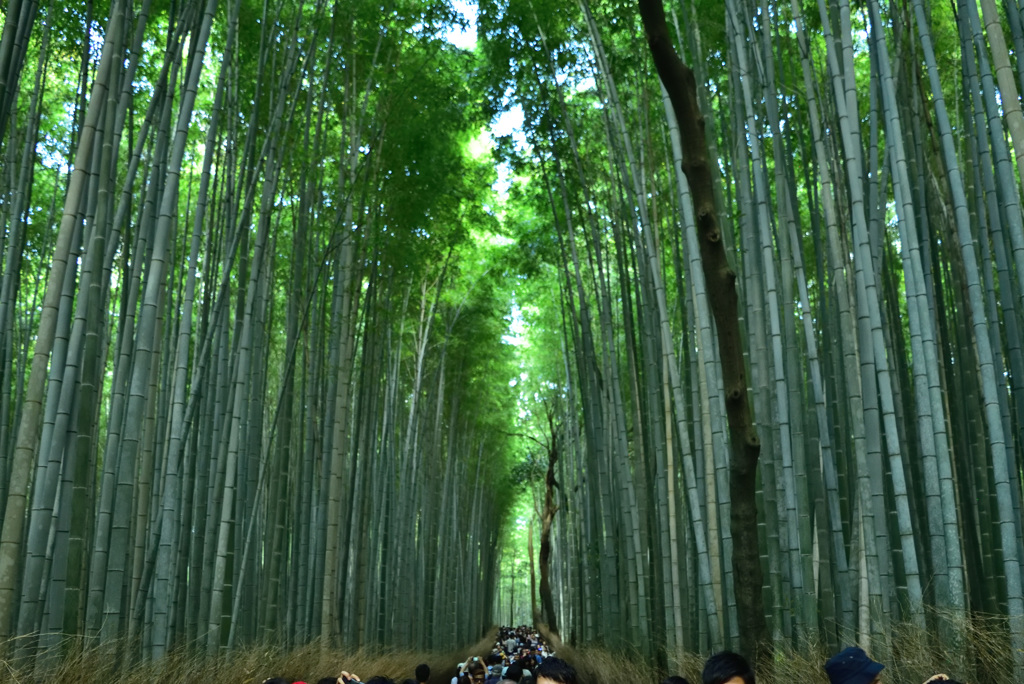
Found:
[508,451,546,488]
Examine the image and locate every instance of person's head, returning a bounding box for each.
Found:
[466,659,487,684]
[534,658,577,684]
[416,664,431,684]
[261,679,290,684]
[702,651,755,684]
[317,679,342,684]
[503,662,524,683]
[662,677,691,684]
[825,647,884,684]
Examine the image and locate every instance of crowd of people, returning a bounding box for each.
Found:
[259,663,432,684]
[259,632,967,684]
[449,625,570,684]
[258,625,575,684]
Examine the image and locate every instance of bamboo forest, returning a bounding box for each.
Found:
[3,0,1024,680]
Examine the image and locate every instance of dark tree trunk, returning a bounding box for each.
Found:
[538,410,560,636]
[637,0,769,664]
[528,517,537,624]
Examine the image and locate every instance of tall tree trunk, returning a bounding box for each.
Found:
[538,410,560,636]
[638,0,768,663]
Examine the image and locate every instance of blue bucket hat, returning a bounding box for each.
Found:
[825,646,884,684]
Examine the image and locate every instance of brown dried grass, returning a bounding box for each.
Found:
[0,629,498,684]
[541,612,1013,684]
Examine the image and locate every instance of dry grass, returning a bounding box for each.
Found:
[540,612,1015,684]
[0,630,498,684]
[745,612,1014,684]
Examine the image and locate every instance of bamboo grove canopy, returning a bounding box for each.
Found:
[1,0,1024,677]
